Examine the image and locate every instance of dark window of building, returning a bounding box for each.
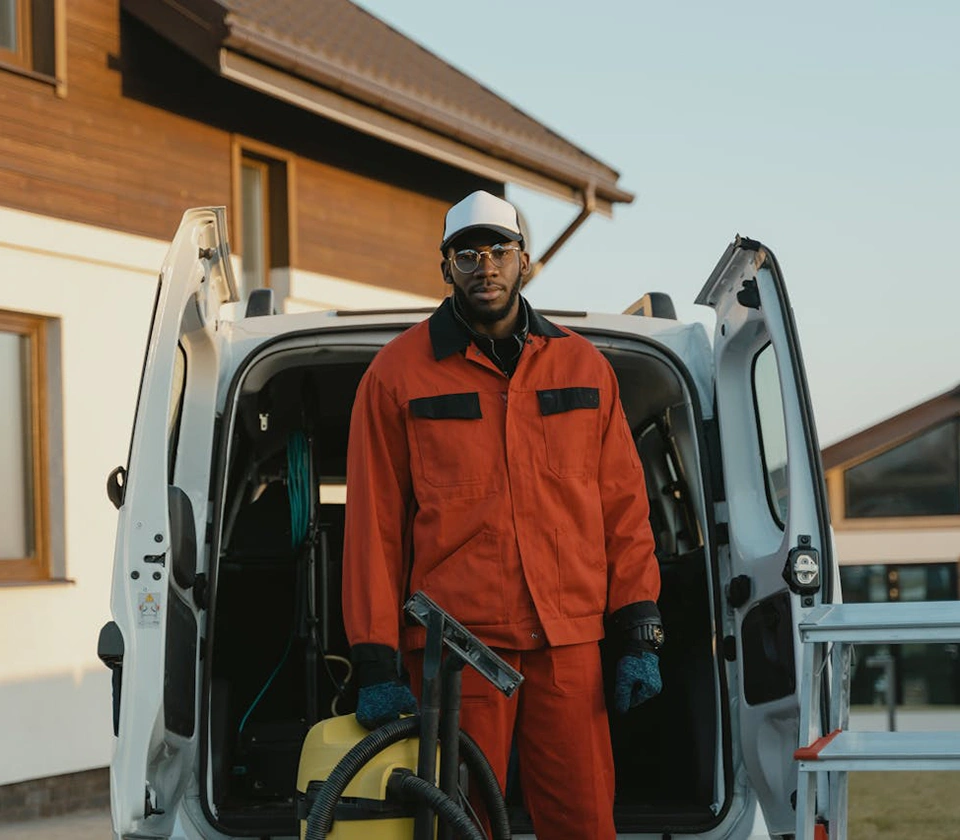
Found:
[844,420,960,518]
[841,562,960,706]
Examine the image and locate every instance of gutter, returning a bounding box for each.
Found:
[524,183,597,284]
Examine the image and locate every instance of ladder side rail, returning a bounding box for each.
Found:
[796,631,826,840]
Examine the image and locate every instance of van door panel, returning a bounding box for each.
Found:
[696,236,834,834]
[108,208,236,837]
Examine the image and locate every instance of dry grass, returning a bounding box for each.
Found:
[848,772,960,840]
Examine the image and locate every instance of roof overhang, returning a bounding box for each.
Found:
[219,49,620,215]
[122,0,633,215]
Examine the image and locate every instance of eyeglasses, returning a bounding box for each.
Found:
[449,244,521,274]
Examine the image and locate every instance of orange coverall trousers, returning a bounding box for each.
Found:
[407,641,616,840]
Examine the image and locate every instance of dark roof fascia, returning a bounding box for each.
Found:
[220,18,632,207]
[821,384,960,470]
[122,0,228,73]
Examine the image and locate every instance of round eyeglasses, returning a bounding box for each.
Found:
[449,244,521,274]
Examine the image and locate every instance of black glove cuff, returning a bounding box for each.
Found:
[351,643,400,688]
[611,601,664,650]
[610,600,661,632]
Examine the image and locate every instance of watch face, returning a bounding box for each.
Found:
[653,626,665,647]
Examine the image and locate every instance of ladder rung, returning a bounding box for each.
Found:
[799,602,960,644]
[796,731,960,771]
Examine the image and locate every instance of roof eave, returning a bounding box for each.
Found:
[219,19,633,208]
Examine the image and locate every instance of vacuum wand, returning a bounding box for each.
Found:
[403,591,524,840]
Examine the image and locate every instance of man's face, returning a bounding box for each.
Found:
[442,231,529,329]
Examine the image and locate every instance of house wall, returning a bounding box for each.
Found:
[0,1,492,303]
[0,207,165,786]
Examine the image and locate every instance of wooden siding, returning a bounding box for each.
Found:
[0,0,230,241]
[298,158,449,299]
[0,2,500,295]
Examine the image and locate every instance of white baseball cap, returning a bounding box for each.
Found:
[440,190,524,252]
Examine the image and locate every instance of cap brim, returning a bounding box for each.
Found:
[440,224,523,253]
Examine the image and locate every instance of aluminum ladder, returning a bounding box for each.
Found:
[795,601,960,839]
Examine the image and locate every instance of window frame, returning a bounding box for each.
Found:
[829,419,960,530]
[0,0,31,68]
[230,136,297,301]
[0,309,50,583]
[0,0,67,96]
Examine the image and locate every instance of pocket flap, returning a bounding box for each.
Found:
[410,392,482,420]
[537,387,600,416]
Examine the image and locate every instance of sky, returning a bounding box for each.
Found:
[357,0,960,446]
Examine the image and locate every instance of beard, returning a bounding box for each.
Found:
[453,275,521,326]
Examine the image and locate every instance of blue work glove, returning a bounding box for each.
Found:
[356,680,418,730]
[351,643,418,730]
[613,651,662,714]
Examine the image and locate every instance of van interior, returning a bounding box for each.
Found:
[201,334,726,836]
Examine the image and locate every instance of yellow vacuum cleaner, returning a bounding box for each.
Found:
[296,592,522,840]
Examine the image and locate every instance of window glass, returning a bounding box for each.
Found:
[241,160,268,299]
[167,345,186,482]
[752,343,789,526]
[0,0,17,52]
[0,330,33,558]
[844,421,960,518]
[0,0,18,52]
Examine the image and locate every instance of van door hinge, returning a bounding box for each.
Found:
[737,278,761,309]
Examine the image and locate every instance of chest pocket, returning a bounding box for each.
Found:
[410,392,488,487]
[537,387,602,478]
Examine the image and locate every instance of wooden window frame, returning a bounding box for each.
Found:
[230,136,298,282]
[0,0,67,96]
[0,0,31,69]
[827,422,960,531]
[0,309,50,583]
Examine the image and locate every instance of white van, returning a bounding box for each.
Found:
[99,206,837,839]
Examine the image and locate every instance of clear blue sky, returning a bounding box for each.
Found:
[358,1,959,445]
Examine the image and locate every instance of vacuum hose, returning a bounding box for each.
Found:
[303,716,511,840]
[387,770,483,840]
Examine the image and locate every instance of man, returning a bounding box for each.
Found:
[342,190,663,839]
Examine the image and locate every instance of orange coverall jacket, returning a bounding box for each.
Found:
[342,297,660,652]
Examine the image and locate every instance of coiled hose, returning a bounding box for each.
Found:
[303,715,511,840]
[387,770,483,840]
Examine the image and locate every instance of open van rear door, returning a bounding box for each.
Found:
[696,236,834,835]
[106,208,237,838]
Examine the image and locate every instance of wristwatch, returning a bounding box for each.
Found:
[629,621,665,651]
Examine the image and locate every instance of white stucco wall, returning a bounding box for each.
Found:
[834,527,960,566]
[0,206,167,785]
[0,205,440,786]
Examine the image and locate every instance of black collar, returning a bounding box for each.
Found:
[428,296,567,361]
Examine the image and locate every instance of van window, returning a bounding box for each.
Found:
[167,345,186,482]
[752,343,788,527]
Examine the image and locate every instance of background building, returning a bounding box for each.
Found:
[823,384,960,707]
[0,0,631,819]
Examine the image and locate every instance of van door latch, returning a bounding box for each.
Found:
[782,537,820,595]
[144,553,166,566]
